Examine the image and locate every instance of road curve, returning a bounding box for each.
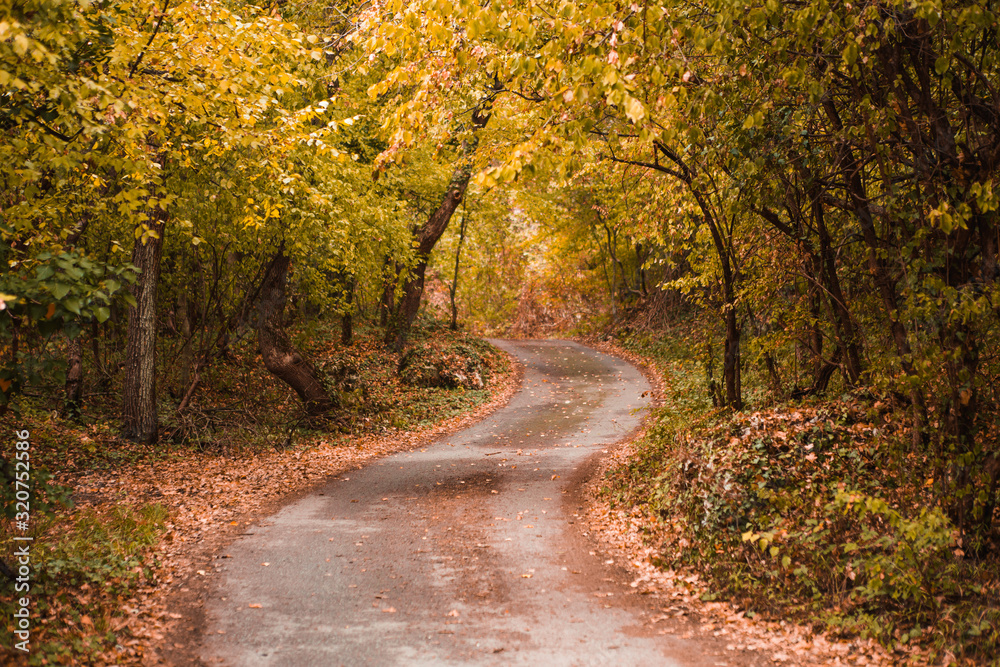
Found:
[200,340,735,666]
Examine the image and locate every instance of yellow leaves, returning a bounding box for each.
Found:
[970,181,997,213]
[928,200,965,234]
[497,164,518,183]
[474,170,496,189]
[741,111,764,130]
[13,33,29,57]
[624,95,645,123]
[268,72,292,86]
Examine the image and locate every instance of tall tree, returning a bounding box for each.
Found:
[122,212,167,443]
[257,251,335,414]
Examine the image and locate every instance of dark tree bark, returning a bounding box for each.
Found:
[757,195,865,389]
[176,290,193,393]
[340,273,355,346]
[632,141,743,409]
[387,158,474,350]
[805,257,826,384]
[449,207,468,331]
[379,258,396,328]
[693,190,742,410]
[812,196,863,386]
[257,252,334,415]
[122,212,166,444]
[385,104,493,350]
[64,336,83,417]
[89,318,107,386]
[824,99,926,443]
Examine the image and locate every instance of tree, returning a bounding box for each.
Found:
[256,251,335,414]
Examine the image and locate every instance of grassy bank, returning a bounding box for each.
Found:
[601,327,1000,665]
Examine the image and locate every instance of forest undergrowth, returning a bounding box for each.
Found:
[600,324,1000,665]
[0,319,511,665]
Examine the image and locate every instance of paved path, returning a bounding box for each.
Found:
[201,340,744,666]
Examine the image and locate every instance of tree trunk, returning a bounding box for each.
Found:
[806,260,826,384]
[763,350,784,397]
[386,102,492,350]
[449,208,468,331]
[813,195,863,385]
[379,258,396,328]
[64,336,83,418]
[122,213,166,444]
[388,159,474,350]
[89,318,107,387]
[825,100,924,443]
[177,290,193,393]
[695,192,743,410]
[341,273,355,346]
[723,305,742,410]
[257,252,334,415]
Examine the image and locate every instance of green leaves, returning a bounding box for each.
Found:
[934,55,950,75]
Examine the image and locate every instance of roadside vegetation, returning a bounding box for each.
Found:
[599,325,1000,664]
[0,319,509,664]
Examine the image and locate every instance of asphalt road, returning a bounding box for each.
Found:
[200,340,743,666]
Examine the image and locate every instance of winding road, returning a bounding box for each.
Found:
[200,340,754,666]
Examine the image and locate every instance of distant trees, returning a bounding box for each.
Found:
[357,0,999,545]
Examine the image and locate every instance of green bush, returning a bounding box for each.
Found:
[605,406,1000,659]
[1,503,168,665]
[398,337,504,390]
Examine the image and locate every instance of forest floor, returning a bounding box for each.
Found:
[0,324,517,665]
